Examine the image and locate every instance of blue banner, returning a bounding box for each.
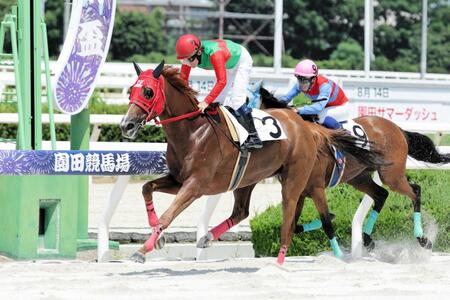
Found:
[0,150,167,175]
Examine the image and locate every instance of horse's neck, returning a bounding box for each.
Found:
[161,80,206,146]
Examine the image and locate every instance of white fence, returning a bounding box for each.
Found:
[2,61,450,103]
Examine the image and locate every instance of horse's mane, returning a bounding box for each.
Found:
[161,66,198,101]
[259,87,289,109]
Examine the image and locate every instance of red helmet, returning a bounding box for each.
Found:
[175,34,201,59]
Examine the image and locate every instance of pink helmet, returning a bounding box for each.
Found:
[294,59,318,77]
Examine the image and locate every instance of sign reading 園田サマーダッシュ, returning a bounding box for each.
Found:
[53,0,116,115]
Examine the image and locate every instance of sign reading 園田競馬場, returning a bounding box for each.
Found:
[53,0,116,115]
[0,150,167,176]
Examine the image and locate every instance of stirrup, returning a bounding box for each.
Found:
[245,134,263,149]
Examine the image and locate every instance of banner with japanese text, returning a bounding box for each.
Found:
[53,0,116,114]
[342,80,450,124]
[0,150,167,176]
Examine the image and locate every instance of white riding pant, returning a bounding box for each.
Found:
[215,46,253,111]
[318,102,350,124]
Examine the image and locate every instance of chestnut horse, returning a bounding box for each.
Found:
[119,61,385,263]
[258,86,450,251]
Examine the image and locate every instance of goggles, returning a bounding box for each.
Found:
[295,75,315,84]
[181,54,198,65]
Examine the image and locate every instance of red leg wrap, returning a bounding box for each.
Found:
[210,218,235,240]
[144,225,162,253]
[277,245,288,265]
[146,202,159,227]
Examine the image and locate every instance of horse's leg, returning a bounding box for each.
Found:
[293,194,306,234]
[142,174,181,229]
[310,187,344,259]
[197,184,256,248]
[293,194,336,235]
[348,172,389,250]
[277,171,312,265]
[379,169,432,249]
[131,179,201,263]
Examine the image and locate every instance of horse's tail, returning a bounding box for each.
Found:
[309,125,388,169]
[403,130,450,164]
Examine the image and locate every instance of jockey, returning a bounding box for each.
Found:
[280,59,349,129]
[175,34,263,149]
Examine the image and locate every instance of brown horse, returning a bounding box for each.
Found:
[119,61,384,263]
[258,86,450,252]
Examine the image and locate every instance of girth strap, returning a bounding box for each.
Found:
[228,148,251,191]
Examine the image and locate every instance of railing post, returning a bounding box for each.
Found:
[351,172,381,258]
[71,109,90,240]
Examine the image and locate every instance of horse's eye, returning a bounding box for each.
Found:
[142,87,154,99]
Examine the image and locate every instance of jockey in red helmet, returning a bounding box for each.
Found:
[280,59,349,129]
[175,34,262,149]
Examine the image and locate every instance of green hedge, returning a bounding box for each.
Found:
[250,170,450,257]
[0,123,166,143]
[0,98,166,143]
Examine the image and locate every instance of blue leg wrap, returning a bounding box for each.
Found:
[363,210,379,235]
[414,212,424,238]
[329,237,343,259]
[323,116,342,129]
[302,219,322,232]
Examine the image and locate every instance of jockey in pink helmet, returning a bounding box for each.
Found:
[280,59,349,129]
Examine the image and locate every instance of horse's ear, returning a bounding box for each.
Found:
[133,61,142,76]
[259,86,271,98]
[153,60,165,78]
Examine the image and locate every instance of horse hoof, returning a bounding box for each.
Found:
[154,235,166,250]
[363,233,375,252]
[130,251,146,264]
[196,232,213,249]
[417,237,433,249]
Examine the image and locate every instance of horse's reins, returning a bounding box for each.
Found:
[203,111,243,153]
[154,110,201,125]
[153,78,242,152]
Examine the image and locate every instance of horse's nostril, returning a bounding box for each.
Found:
[125,123,135,131]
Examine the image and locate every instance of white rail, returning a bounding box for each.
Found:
[2,62,450,104]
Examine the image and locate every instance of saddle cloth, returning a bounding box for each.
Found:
[342,119,370,151]
[327,119,371,187]
[220,107,287,146]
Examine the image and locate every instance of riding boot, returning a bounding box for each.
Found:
[235,105,263,149]
[242,112,263,149]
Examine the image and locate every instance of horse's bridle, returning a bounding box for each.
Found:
[129,62,241,152]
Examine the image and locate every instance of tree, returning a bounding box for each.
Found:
[283,0,364,60]
[427,3,450,73]
[328,39,364,69]
[44,0,64,58]
[110,8,166,61]
[373,0,449,73]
